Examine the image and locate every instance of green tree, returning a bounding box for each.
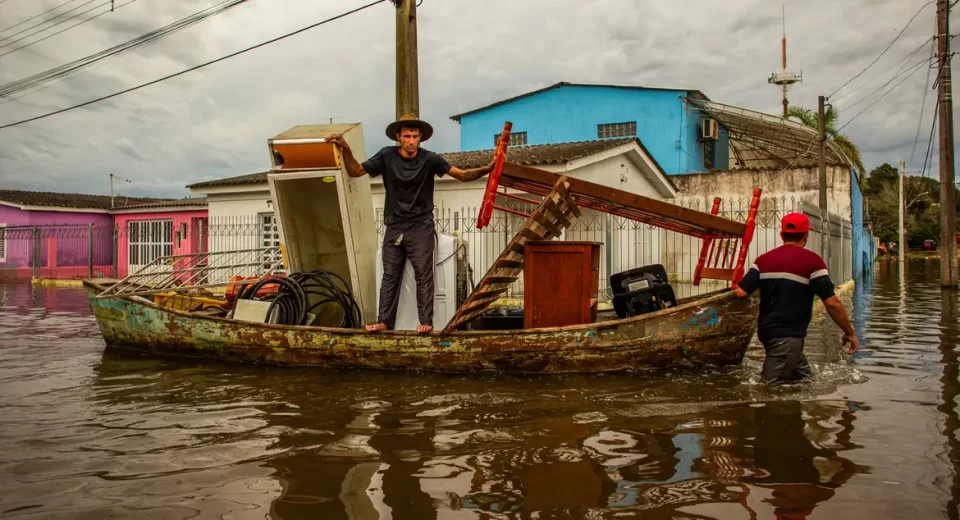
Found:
[864,163,898,196]
[786,105,866,176]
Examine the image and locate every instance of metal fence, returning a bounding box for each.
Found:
[1,201,858,300]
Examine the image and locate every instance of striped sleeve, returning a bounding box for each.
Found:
[810,257,835,301]
[737,263,760,294]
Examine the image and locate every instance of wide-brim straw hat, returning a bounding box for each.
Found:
[385,113,434,142]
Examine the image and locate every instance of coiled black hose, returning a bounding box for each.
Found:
[232,270,362,328]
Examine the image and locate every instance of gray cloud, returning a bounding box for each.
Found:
[0,0,953,197]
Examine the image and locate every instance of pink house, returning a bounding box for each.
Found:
[112,199,209,279]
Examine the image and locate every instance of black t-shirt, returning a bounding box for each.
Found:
[737,244,836,342]
[362,146,452,226]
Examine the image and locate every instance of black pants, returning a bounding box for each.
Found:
[760,337,813,384]
[378,220,435,329]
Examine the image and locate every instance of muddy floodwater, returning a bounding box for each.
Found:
[0,260,958,519]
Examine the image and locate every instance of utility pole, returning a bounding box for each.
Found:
[768,6,801,118]
[395,0,419,120]
[818,95,829,265]
[110,173,130,209]
[937,0,959,287]
[899,160,906,267]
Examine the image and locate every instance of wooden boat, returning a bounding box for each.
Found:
[85,123,763,374]
[83,279,757,373]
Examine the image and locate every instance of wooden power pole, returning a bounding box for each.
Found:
[899,159,906,267]
[395,0,419,120]
[938,0,959,287]
[818,95,829,266]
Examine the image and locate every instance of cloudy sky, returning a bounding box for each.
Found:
[0,0,950,197]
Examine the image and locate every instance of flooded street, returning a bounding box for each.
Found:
[0,261,957,519]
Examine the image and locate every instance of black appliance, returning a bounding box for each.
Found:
[610,264,677,319]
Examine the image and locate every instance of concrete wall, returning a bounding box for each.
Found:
[671,166,854,219]
[457,85,716,175]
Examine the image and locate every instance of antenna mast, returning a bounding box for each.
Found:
[768,6,802,117]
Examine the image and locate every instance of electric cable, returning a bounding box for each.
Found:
[0,0,102,47]
[0,0,387,131]
[911,31,938,161]
[0,0,83,34]
[838,58,930,132]
[0,0,247,98]
[829,0,934,98]
[0,0,141,58]
[230,270,363,328]
[832,36,932,104]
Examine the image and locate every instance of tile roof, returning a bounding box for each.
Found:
[187,171,270,189]
[185,140,642,190]
[450,81,710,121]
[0,190,162,211]
[0,190,206,212]
[440,138,636,168]
[116,197,207,210]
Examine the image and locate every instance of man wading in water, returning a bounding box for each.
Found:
[734,212,860,384]
[328,114,495,333]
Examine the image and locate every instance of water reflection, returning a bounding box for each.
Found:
[939,288,960,520]
[73,351,863,519]
[4,274,960,518]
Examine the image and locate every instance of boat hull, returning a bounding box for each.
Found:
[83,281,758,374]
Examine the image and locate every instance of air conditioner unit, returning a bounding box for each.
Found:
[702,119,719,141]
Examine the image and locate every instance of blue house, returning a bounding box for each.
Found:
[451,82,729,175]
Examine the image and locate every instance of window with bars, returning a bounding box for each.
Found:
[128,220,173,266]
[703,139,715,170]
[494,131,527,147]
[597,122,636,138]
[0,224,6,263]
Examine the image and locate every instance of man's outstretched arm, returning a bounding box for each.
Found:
[446,162,496,182]
[327,134,369,178]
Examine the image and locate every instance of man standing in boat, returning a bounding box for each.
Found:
[733,212,859,384]
[327,114,495,334]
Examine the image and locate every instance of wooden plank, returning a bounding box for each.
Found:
[521,228,547,242]
[483,276,519,285]
[700,267,735,281]
[508,242,526,255]
[555,179,582,218]
[533,212,562,238]
[501,163,745,236]
[543,196,572,228]
[495,259,524,269]
[473,285,509,298]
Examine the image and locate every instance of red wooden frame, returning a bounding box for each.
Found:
[477,122,513,229]
[692,188,763,286]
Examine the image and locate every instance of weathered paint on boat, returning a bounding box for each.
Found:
[83,281,759,374]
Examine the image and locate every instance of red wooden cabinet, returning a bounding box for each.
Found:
[523,241,601,328]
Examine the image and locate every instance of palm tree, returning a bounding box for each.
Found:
[786,105,866,177]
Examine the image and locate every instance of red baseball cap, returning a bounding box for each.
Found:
[781,212,811,233]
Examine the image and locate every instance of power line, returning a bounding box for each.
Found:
[0,0,388,131]
[829,1,934,98]
[911,26,939,161]
[0,0,101,46]
[0,0,248,98]
[837,58,931,132]
[0,0,140,58]
[921,100,939,178]
[0,0,82,34]
[832,36,932,103]
[841,56,934,113]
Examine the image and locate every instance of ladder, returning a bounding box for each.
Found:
[444,176,581,332]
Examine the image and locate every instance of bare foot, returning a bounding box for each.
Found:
[416,324,434,333]
[365,322,388,332]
